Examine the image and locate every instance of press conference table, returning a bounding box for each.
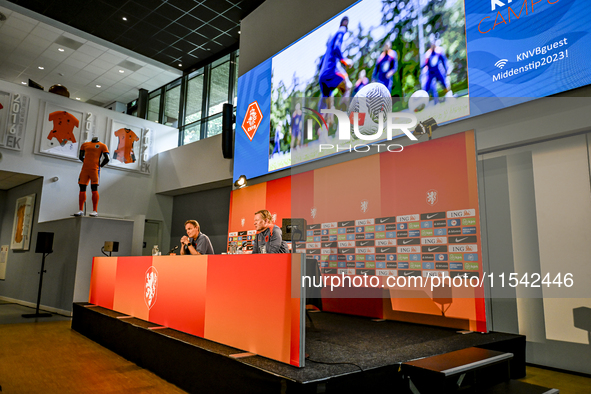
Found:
[88,254,305,367]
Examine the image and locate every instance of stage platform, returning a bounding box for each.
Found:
[72,303,526,393]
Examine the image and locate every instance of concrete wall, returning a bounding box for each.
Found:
[170,186,232,255]
[239,0,357,76]
[0,176,134,314]
[156,134,233,195]
[0,178,45,305]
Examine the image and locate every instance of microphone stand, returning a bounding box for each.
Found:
[22,251,53,318]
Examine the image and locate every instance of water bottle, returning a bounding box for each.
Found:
[152,245,160,256]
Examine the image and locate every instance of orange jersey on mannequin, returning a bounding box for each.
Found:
[47,111,79,145]
[79,141,108,185]
[114,128,139,163]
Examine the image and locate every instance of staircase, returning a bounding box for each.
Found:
[401,347,558,393]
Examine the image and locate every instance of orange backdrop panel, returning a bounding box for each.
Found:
[291,171,314,220]
[204,254,292,365]
[89,257,118,309]
[149,255,208,337]
[266,176,292,225]
[112,256,153,321]
[379,132,472,215]
[228,182,267,233]
[313,154,382,223]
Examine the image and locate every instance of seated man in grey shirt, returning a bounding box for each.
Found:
[180,220,215,255]
[252,209,288,254]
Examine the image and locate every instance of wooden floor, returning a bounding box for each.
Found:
[0,320,187,393]
[1,317,590,393]
[519,366,591,394]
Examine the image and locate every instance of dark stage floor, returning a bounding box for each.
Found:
[82,305,521,384]
[242,311,520,383]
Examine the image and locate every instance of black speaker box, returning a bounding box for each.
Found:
[35,232,54,254]
[222,103,234,159]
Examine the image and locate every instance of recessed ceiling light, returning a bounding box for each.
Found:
[178,63,182,67]
[58,48,65,52]
[96,84,101,88]
[122,17,127,21]
[118,69,125,73]
[21,81,26,85]
[238,31,241,34]
[76,97,81,100]
[38,66,44,70]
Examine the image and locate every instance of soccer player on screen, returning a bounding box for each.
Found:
[317,16,353,141]
[421,34,451,104]
[352,69,369,97]
[290,102,303,150]
[318,17,353,105]
[372,41,397,92]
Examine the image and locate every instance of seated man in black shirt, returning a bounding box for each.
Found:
[252,209,288,254]
[180,220,215,255]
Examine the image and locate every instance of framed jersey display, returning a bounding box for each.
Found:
[106,119,146,173]
[11,193,36,251]
[35,101,85,161]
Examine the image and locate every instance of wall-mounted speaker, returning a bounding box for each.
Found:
[35,232,54,254]
[222,103,235,159]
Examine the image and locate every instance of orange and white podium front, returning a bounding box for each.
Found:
[89,254,305,367]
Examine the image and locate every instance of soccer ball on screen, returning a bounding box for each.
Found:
[408,90,430,112]
[347,82,392,136]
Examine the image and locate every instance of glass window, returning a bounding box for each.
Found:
[208,61,230,116]
[233,55,239,106]
[185,72,204,124]
[205,115,223,138]
[183,122,202,145]
[147,94,160,123]
[164,81,181,127]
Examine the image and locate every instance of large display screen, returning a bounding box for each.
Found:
[234,0,591,182]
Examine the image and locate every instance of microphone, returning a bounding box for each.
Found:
[169,245,179,254]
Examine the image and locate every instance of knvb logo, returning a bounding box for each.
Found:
[426,190,438,206]
[242,101,263,141]
[144,266,159,310]
[361,200,369,213]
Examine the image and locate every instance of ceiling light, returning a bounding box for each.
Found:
[96,84,101,88]
[58,48,65,52]
[21,81,26,85]
[76,97,80,100]
[122,17,127,21]
[178,63,182,67]
[118,69,124,73]
[238,31,241,34]
[38,66,44,70]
